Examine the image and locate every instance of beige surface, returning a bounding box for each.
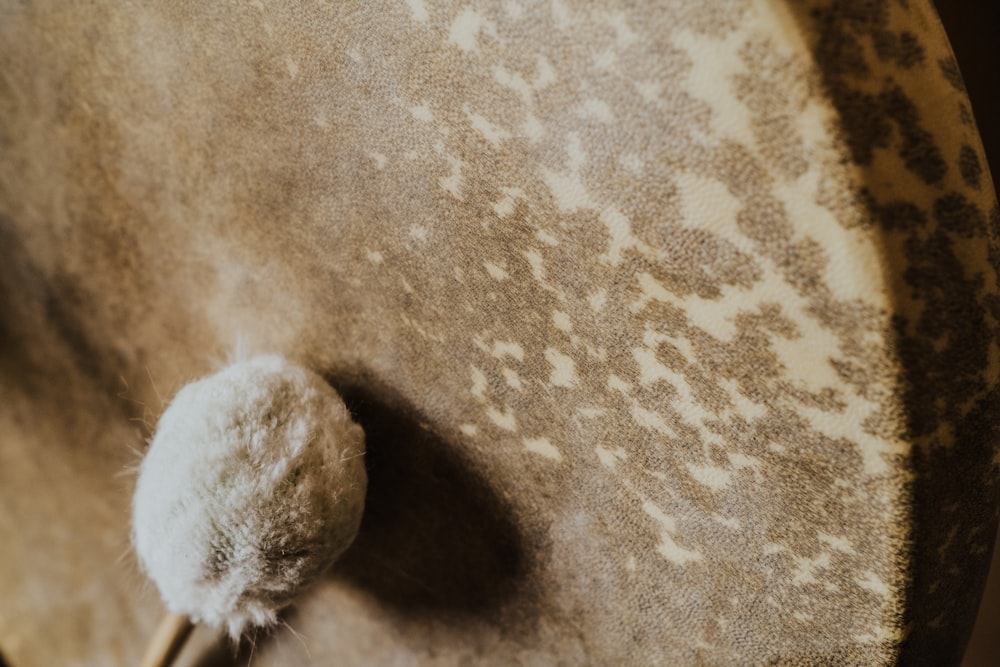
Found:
[2,0,999,664]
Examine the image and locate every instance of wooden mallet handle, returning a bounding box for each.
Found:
[139,613,194,667]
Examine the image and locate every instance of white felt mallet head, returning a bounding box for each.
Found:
[131,355,367,655]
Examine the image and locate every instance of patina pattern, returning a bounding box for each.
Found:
[0,0,997,664]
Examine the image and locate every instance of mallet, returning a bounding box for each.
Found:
[132,355,367,665]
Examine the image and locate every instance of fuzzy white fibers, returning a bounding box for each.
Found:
[131,355,367,638]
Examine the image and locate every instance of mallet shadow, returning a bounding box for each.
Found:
[326,378,530,617]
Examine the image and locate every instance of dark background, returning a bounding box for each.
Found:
[935,1,999,193]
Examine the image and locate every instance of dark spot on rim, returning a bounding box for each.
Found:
[959,144,983,190]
